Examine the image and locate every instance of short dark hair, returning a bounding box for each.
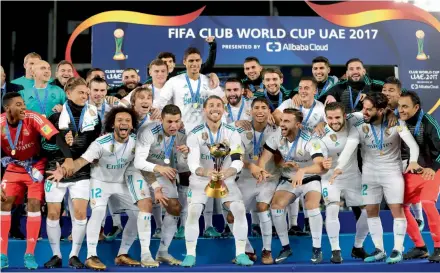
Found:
[183,47,201,61]
[251,97,270,108]
[161,104,182,119]
[244,56,261,65]
[364,92,388,110]
[312,56,330,66]
[88,76,108,88]
[384,76,402,90]
[262,68,283,79]
[2,92,22,107]
[224,77,243,88]
[346,58,364,70]
[86,68,104,79]
[299,76,318,88]
[104,107,138,133]
[203,95,223,108]
[123,68,138,75]
[283,108,303,123]
[400,91,421,107]
[56,60,74,71]
[325,102,346,115]
[157,52,176,63]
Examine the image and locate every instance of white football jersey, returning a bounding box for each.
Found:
[186,122,244,183]
[135,121,188,176]
[81,133,136,183]
[224,98,253,124]
[265,130,324,179]
[237,124,280,181]
[153,73,224,132]
[277,99,326,134]
[318,112,363,175]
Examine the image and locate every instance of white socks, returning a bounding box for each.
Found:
[271,208,289,246]
[354,209,369,248]
[87,206,107,258]
[47,219,62,258]
[325,204,340,250]
[117,211,138,256]
[393,218,407,252]
[288,199,299,227]
[152,203,163,230]
[204,198,214,230]
[367,217,384,251]
[229,202,248,256]
[70,218,87,258]
[308,208,323,248]
[185,203,204,256]
[178,186,188,228]
[158,213,179,253]
[258,211,272,251]
[137,212,152,256]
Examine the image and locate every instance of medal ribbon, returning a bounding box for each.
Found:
[206,123,222,145]
[316,79,331,99]
[264,90,283,111]
[162,127,176,162]
[111,133,129,164]
[227,98,245,122]
[285,130,302,161]
[252,124,265,158]
[300,100,316,127]
[5,120,22,156]
[33,86,49,115]
[348,86,363,111]
[138,114,149,129]
[65,102,87,137]
[370,120,385,154]
[185,73,201,105]
[414,110,424,136]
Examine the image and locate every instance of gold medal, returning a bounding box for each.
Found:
[253,155,259,161]
[11,149,16,156]
[193,103,199,109]
[380,150,384,156]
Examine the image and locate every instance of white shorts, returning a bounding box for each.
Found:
[361,169,404,205]
[276,176,321,203]
[237,177,278,210]
[125,167,151,203]
[187,176,243,206]
[90,179,138,213]
[321,171,363,207]
[44,179,90,203]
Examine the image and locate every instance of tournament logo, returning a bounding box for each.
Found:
[246,131,253,140]
[202,132,208,141]
[23,129,30,136]
[157,134,163,144]
[41,125,53,136]
[113,29,126,61]
[416,30,429,61]
[330,134,339,146]
[362,125,370,138]
[385,128,391,137]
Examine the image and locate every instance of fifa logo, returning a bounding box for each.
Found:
[415,30,428,61]
[113,29,126,60]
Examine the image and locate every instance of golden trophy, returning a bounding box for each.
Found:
[113,29,126,61]
[416,30,428,61]
[205,142,231,198]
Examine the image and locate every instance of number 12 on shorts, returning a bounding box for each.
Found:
[362,184,368,196]
[91,188,102,198]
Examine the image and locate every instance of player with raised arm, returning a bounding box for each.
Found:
[180,95,253,267]
[331,93,421,264]
[256,108,326,264]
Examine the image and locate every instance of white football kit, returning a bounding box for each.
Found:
[224,98,253,125]
[134,121,188,199]
[81,133,138,212]
[265,130,323,200]
[319,112,363,207]
[153,73,224,132]
[237,124,280,209]
[186,122,244,205]
[277,99,326,134]
[336,119,420,205]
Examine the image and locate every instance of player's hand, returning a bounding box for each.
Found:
[267,114,276,126]
[206,36,215,43]
[325,95,336,105]
[154,165,177,182]
[105,96,120,106]
[329,168,342,185]
[235,120,252,131]
[313,122,327,136]
[283,161,300,171]
[150,108,161,120]
[62,158,74,177]
[405,161,423,174]
[208,73,220,89]
[420,168,435,180]
[154,187,169,207]
[46,162,65,183]
[52,104,63,113]
[387,110,398,127]
[250,165,271,183]
[65,131,74,146]
[292,94,302,107]
[214,170,225,181]
[176,145,190,155]
[292,169,305,188]
[322,157,333,170]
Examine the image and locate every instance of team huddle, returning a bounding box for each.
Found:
[1,42,439,270]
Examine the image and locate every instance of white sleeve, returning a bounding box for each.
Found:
[209,86,224,98]
[134,128,157,172]
[187,133,202,174]
[153,78,174,109]
[175,132,189,172]
[81,141,103,163]
[276,99,291,112]
[229,130,244,173]
[336,126,361,169]
[121,91,133,106]
[397,121,420,163]
[265,133,279,151]
[306,138,327,158]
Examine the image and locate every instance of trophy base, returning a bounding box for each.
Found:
[113,53,126,60]
[205,180,229,199]
[416,53,428,60]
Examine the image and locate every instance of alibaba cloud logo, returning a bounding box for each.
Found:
[266,42,282,52]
